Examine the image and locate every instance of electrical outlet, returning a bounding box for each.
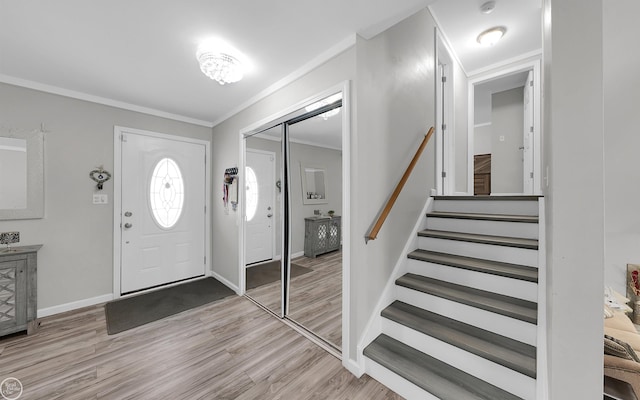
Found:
[93,194,108,204]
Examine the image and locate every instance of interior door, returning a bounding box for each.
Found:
[523,70,534,194]
[120,132,206,294]
[245,149,275,264]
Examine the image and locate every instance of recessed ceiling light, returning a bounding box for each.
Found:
[477,26,506,46]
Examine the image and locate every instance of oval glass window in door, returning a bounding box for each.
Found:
[245,166,258,222]
[149,157,184,228]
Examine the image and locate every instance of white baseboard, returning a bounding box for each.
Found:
[343,357,365,378]
[37,293,114,318]
[211,270,240,295]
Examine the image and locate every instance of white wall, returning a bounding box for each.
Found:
[543,0,604,398]
[0,82,211,312]
[491,87,524,193]
[453,55,469,194]
[603,0,640,295]
[353,8,436,360]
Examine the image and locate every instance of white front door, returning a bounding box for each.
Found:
[245,149,275,265]
[120,131,206,294]
[523,70,535,194]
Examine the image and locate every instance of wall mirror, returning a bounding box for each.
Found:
[0,130,44,220]
[301,164,328,204]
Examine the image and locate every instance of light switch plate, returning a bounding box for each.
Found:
[93,194,108,204]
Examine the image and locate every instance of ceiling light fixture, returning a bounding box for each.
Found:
[305,93,343,120]
[477,26,506,46]
[196,39,244,85]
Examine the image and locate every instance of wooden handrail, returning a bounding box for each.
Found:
[365,127,434,243]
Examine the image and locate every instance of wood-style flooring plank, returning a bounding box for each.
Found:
[0,294,399,400]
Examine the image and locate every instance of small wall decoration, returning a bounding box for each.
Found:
[223,167,239,212]
[0,231,20,249]
[90,166,111,190]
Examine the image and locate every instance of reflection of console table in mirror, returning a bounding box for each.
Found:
[304,216,341,258]
[0,245,41,337]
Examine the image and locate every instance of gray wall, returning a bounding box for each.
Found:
[603,0,640,296]
[353,8,436,359]
[491,87,524,194]
[474,124,492,155]
[0,82,211,311]
[543,0,604,397]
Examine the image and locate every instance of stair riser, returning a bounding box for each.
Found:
[381,318,536,400]
[426,217,539,239]
[433,199,539,216]
[407,259,538,302]
[396,286,537,345]
[418,236,538,267]
[366,358,440,400]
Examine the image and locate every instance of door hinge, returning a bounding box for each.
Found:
[530,172,534,178]
[442,171,447,178]
[530,126,534,133]
[442,124,447,131]
[204,256,206,264]
[442,76,447,83]
[530,80,534,87]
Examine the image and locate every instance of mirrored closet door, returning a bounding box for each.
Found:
[243,91,343,350]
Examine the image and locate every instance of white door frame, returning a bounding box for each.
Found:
[238,81,351,364]
[244,148,277,266]
[113,126,211,299]
[435,28,455,195]
[467,58,542,195]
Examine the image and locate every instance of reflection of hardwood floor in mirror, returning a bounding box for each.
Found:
[289,250,342,349]
[0,295,399,399]
[245,262,282,316]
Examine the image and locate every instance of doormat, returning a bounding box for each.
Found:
[246,261,312,290]
[105,277,235,335]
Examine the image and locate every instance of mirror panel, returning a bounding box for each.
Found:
[301,165,328,204]
[0,130,44,220]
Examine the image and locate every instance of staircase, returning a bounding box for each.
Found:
[363,195,543,400]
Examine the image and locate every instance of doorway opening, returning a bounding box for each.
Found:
[239,83,350,356]
[467,59,541,195]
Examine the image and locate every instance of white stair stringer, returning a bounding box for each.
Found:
[381,317,536,399]
[418,236,538,267]
[406,258,538,302]
[396,285,537,345]
[426,217,538,239]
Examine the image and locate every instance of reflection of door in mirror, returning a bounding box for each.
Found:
[0,137,27,209]
[244,127,283,316]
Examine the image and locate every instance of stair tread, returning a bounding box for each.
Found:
[364,334,523,400]
[408,249,538,283]
[433,195,542,201]
[418,229,539,250]
[396,274,537,324]
[383,301,536,378]
[427,211,538,223]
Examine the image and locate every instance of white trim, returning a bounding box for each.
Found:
[0,74,214,128]
[435,28,455,195]
[246,148,278,264]
[467,58,542,195]
[37,293,113,318]
[474,122,492,128]
[213,36,356,127]
[427,6,468,77]
[211,270,241,295]
[357,196,433,369]
[466,49,542,78]
[113,126,211,299]
[536,198,549,400]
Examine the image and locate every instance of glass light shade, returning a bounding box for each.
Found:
[477,27,506,46]
[196,41,244,85]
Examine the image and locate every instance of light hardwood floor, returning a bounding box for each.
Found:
[245,251,342,349]
[0,294,400,400]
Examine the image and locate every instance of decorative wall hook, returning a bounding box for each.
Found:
[90,167,111,190]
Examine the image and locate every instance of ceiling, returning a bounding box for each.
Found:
[0,0,541,130]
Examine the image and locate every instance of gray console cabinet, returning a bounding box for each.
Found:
[0,245,41,337]
[304,216,341,258]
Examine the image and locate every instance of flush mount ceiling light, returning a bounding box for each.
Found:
[305,92,342,120]
[196,39,245,85]
[477,26,506,46]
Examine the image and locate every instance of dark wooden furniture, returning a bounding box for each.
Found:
[474,153,491,195]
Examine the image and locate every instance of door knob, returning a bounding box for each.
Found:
[267,214,273,218]
[124,223,133,229]
[124,211,133,217]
